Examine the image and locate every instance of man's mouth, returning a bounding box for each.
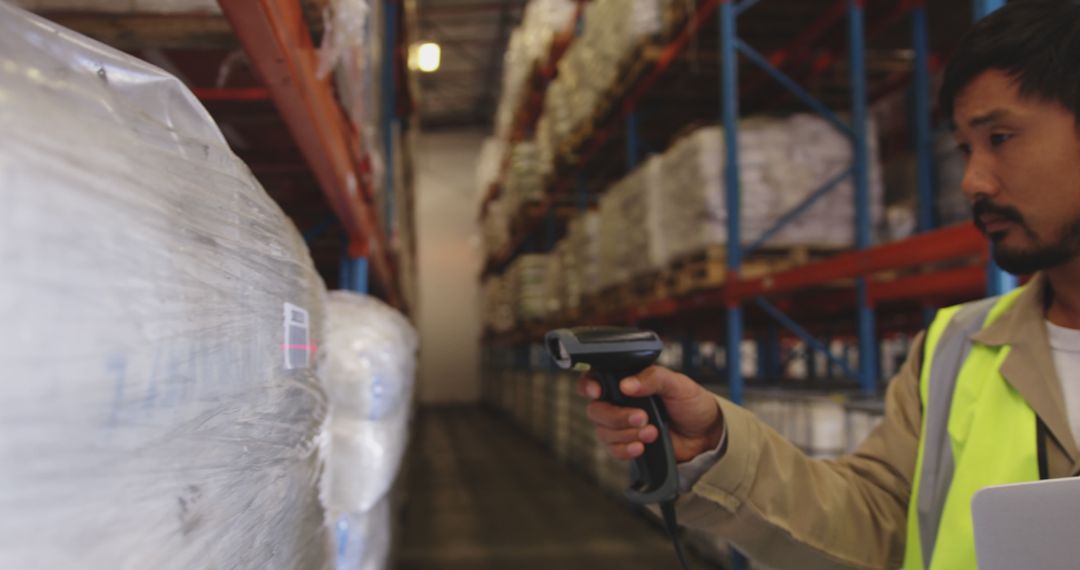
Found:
[979,215,1016,234]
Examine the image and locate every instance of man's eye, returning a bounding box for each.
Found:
[956,143,972,156]
[990,133,1013,146]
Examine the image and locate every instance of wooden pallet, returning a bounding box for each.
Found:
[668,244,842,294]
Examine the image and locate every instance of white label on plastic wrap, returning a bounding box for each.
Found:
[283,303,311,369]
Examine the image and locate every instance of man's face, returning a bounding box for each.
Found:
[953,69,1080,274]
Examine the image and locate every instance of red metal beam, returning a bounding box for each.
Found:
[555,0,722,194]
[869,264,985,305]
[758,0,916,110]
[193,87,271,101]
[727,224,985,301]
[218,0,398,306]
[740,0,847,99]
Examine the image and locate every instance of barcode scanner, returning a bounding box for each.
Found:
[545,326,690,569]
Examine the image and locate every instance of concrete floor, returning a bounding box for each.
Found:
[396,407,722,570]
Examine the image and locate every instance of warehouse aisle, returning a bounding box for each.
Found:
[397,407,721,570]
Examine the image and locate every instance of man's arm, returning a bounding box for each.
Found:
[580,335,923,568]
[675,335,923,570]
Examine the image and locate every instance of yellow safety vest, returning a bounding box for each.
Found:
[902,287,1041,569]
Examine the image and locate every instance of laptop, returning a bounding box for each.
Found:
[972,477,1080,570]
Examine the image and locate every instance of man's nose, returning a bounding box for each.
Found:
[960,156,999,201]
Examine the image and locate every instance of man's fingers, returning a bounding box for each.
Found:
[608,441,645,460]
[595,426,640,445]
[586,400,648,430]
[595,425,655,445]
[576,376,601,400]
[620,366,698,400]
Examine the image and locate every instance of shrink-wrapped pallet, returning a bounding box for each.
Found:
[483,274,517,334]
[510,254,550,322]
[544,0,664,155]
[566,211,603,297]
[503,141,545,217]
[597,155,665,287]
[657,116,885,263]
[0,6,331,568]
[483,197,511,258]
[494,0,577,141]
[543,243,567,318]
[321,292,418,570]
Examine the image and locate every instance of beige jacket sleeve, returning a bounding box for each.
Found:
[676,333,924,570]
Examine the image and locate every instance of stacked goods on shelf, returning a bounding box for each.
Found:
[321,293,418,570]
[543,243,568,317]
[557,240,583,316]
[545,0,666,155]
[742,394,847,458]
[494,0,577,141]
[476,137,506,203]
[935,130,968,225]
[316,0,388,198]
[510,254,550,323]
[537,115,557,183]
[482,274,515,334]
[529,370,552,440]
[565,211,603,300]
[483,198,512,257]
[551,371,575,461]
[597,156,666,289]
[1,8,331,567]
[503,141,546,217]
[658,116,886,265]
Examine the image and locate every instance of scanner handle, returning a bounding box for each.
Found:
[593,369,680,504]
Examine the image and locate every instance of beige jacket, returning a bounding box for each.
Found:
[677,273,1080,569]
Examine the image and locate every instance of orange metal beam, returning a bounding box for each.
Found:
[726,224,985,301]
[217,0,398,305]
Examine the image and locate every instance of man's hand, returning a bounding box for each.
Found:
[577,366,725,463]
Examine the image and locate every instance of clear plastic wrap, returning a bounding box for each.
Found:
[0,5,331,569]
[320,292,417,569]
[11,0,221,14]
[317,0,384,200]
[493,0,576,141]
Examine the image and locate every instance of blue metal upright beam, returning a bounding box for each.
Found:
[849,0,878,395]
[340,249,369,294]
[339,249,352,290]
[912,2,935,233]
[381,0,399,238]
[720,0,744,407]
[973,0,1004,20]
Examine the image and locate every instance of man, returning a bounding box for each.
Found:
[579,1,1080,568]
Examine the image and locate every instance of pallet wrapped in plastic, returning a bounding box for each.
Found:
[566,211,603,297]
[544,0,663,154]
[597,155,665,288]
[504,141,545,216]
[0,6,331,569]
[494,0,577,141]
[657,116,885,263]
[543,243,567,318]
[510,254,551,322]
[483,197,511,257]
[321,292,418,570]
[13,0,219,14]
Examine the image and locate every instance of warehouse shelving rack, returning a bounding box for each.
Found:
[218,0,408,306]
[481,0,1013,401]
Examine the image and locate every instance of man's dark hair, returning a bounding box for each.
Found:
[939,0,1080,125]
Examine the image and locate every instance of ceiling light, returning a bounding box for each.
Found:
[416,42,440,73]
